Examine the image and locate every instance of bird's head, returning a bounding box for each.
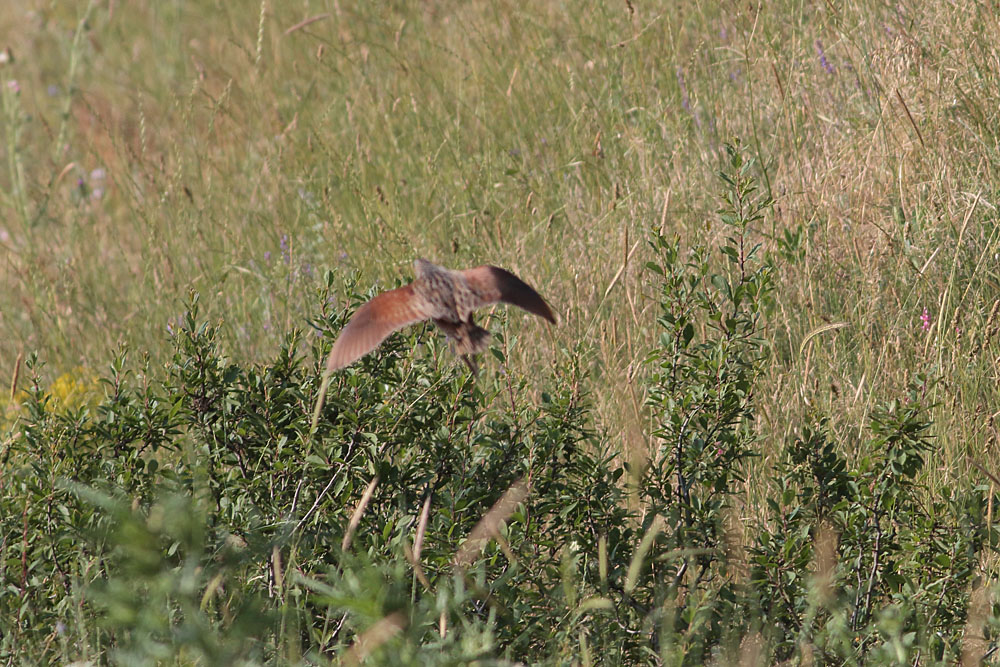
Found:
[412,258,440,278]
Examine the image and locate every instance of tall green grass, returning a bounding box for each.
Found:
[2,1,998,463]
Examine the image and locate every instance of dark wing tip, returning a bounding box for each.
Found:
[484,266,557,324]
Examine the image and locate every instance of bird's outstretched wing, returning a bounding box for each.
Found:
[461,266,556,323]
[326,284,430,370]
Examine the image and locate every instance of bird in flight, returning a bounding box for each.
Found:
[325,259,556,372]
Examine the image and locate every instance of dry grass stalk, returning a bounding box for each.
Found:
[270,544,284,597]
[453,479,529,569]
[8,350,22,403]
[960,581,991,667]
[283,13,330,35]
[738,631,765,667]
[402,542,431,591]
[343,611,407,666]
[413,492,432,560]
[812,521,839,605]
[342,475,380,552]
[404,492,433,590]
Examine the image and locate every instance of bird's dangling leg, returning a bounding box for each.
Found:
[461,354,479,375]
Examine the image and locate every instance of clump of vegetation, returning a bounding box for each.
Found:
[1,145,994,664]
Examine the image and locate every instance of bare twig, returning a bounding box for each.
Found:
[968,455,1000,487]
[895,88,925,148]
[294,461,346,533]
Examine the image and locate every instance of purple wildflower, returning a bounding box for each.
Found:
[263,250,271,262]
[815,40,835,74]
[677,68,691,112]
[280,234,290,264]
[920,307,931,331]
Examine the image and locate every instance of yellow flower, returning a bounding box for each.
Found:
[2,367,100,426]
[46,367,100,412]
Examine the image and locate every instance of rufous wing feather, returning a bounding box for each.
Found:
[326,284,430,370]
[461,266,556,323]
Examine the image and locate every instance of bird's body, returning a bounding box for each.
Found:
[326,259,555,372]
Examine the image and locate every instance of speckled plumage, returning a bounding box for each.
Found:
[325,258,556,372]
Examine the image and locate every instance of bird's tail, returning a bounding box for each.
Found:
[433,319,492,359]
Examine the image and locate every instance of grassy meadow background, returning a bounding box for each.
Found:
[2,0,1000,663]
